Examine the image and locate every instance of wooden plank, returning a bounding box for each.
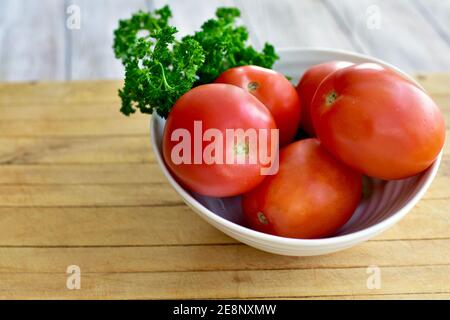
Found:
[233,0,355,50]
[0,206,235,246]
[68,0,148,80]
[0,166,446,206]
[378,199,450,240]
[0,75,446,138]
[0,265,449,299]
[153,0,234,38]
[0,128,447,165]
[0,6,448,300]
[0,102,127,120]
[0,163,166,184]
[416,73,450,95]
[0,136,155,164]
[414,0,450,45]
[322,0,450,72]
[0,159,445,186]
[0,159,432,185]
[286,293,450,300]
[0,0,66,81]
[426,163,450,199]
[0,184,181,207]
[430,95,450,127]
[0,73,445,105]
[0,118,148,137]
[1,108,446,137]
[0,239,449,273]
[0,81,121,105]
[0,156,447,193]
[0,198,447,247]
[0,90,447,136]
[155,0,355,50]
[0,158,444,198]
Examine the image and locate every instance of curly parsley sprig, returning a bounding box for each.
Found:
[113,5,278,118]
[187,8,278,85]
[118,26,205,117]
[113,6,171,64]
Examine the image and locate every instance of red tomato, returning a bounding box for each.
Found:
[215,65,301,147]
[163,84,277,197]
[296,61,353,136]
[311,63,445,180]
[242,138,362,239]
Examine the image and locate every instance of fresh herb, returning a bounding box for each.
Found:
[117,25,205,117]
[113,6,204,117]
[113,6,171,64]
[113,5,278,118]
[185,7,278,85]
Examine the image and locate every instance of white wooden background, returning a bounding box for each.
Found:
[1,0,450,82]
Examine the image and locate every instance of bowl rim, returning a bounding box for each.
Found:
[150,47,442,248]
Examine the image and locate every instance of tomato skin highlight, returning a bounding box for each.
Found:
[215,65,301,147]
[311,63,446,180]
[296,61,353,136]
[242,139,362,239]
[163,83,277,197]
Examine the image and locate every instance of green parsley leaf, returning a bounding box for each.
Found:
[113,5,278,118]
[118,26,205,117]
[187,7,279,85]
[113,6,171,64]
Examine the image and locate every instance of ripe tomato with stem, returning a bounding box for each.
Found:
[296,61,353,136]
[216,65,301,147]
[311,63,445,180]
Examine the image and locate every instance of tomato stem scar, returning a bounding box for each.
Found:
[247,81,259,92]
[325,90,339,106]
[257,212,268,225]
[234,142,249,156]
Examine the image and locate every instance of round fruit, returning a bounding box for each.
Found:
[296,61,353,136]
[242,138,362,239]
[215,65,301,146]
[311,63,445,180]
[163,83,277,197]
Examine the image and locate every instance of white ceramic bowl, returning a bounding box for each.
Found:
[150,48,442,256]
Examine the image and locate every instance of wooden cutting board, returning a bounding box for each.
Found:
[0,75,449,299]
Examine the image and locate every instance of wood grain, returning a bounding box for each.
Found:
[416,73,450,95]
[68,0,149,80]
[0,171,446,207]
[322,0,450,72]
[0,198,447,247]
[1,72,447,106]
[0,136,154,164]
[0,239,449,273]
[0,0,66,81]
[234,0,355,50]
[0,206,234,247]
[153,0,234,38]
[1,82,449,137]
[2,0,450,82]
[0,102,125,120]
[414,0,450,45]
[1,0,450,299]
[0,81,120,105]
[0,118,148,137]
[0,76,448,299]
[0,184,181,207]
[0,265,449,299]
[271,293,450,300]
[0,163,166,184]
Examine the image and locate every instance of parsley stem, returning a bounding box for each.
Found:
[158,62,173,90]
[151,19,161,31]
[229,52,237,66]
